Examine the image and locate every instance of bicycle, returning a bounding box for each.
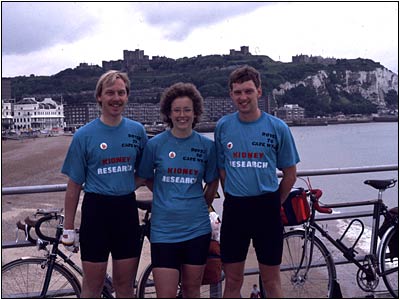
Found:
[1,198,152,298]
[259,178,398,298]
[2,201,224,298]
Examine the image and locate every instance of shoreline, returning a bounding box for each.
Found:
[190,117,398,132]
[2,116,397,139]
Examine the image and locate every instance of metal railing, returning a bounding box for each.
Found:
[2,164,398,296]
[2,164,397,252]
[2,164,397,195]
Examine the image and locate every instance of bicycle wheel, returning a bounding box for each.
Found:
[136,264,223,298]
[2,257,81,298]
[379,226,398,298]
[262,229,335,298]
[136,264,176,298]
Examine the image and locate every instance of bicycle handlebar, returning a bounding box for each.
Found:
[33,214,61,244]
[15,209,63,245]
[309,189,333,214]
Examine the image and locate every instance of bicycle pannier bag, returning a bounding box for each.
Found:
[202,240,222,285]
[281,189,310,226]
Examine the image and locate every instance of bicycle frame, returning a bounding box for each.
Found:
[39,221,64,297]
[302,192,396,289]
[27,214,85,297]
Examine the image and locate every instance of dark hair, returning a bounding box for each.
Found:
[95,70,130,104]
[228,65,261,90]
[160,82,204,128]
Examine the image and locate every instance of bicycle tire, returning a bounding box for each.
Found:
[2,257,81,298]
[136,264,223,298]
[379,225,398,298]
[136,264,180,298]
[260,229,335,298]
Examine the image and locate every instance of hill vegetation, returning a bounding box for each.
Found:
[7,54,396,117]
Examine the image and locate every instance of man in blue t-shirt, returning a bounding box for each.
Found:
[61,71,148,298]
[214,66,300,298]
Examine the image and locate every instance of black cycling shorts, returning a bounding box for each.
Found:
[220,191,283,266]
[151,233,211,271]
[79,192,141,263]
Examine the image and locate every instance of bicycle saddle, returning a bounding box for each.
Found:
[364,179,397,190]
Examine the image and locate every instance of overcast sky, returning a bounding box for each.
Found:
[2,2,398,77]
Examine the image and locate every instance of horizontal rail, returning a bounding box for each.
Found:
[315,210,373,221]
[2,184,68,195]
[2,164,398,195]
[291,164,398,177]
[2,240,35,249]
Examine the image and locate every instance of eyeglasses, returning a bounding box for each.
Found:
[171,108,193,114]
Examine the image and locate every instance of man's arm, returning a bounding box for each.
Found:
[279,165,297,204]
[218,169,226,194]
[63,178,82,229]
[204,178,219,207]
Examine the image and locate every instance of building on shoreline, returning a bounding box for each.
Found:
[276,104,305,121]
[2,97,65,132]
[1,99,14,130]
[2,93,287,132]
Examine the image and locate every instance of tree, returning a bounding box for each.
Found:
[385,90,398,108]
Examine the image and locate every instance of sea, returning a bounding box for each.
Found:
[203,122,398,253]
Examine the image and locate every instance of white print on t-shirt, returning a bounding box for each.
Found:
[97,164,133,175]
[162,176,197,184]
[229,160,268,168]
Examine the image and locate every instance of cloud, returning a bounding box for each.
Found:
[1,2,397,77]
[136,2,270,41]
[2,2,98,55]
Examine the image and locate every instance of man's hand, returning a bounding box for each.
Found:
[61,229,79,253]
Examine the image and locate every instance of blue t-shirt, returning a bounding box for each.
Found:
[137,130,218,243]
[61,118,148,195]
[214,112,300,197]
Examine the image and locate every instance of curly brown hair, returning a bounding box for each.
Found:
[160,82,204,128]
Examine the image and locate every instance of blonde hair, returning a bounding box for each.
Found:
[95,70,130,101]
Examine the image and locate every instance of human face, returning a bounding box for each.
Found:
[97,78,128,123]
[230,80,262,121]
[169,96,194,136]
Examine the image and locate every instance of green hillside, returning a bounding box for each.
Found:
[7,54,396,117]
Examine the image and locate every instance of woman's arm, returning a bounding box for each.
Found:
[204,178,219,207]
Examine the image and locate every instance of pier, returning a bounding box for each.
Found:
[2,165,397,298]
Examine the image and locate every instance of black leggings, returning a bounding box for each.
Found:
[220,191,283,266]
[80,192,141,262]
[151,233,211,270]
